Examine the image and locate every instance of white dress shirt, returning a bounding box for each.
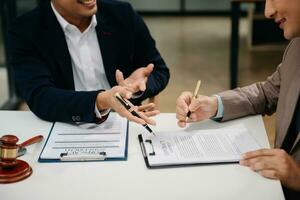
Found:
[51,3,110,118]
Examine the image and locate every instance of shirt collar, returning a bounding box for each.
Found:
[51,2,97,33]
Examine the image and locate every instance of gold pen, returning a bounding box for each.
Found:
[114,93,156,136]
[187,80,201,118]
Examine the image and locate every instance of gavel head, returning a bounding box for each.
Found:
[0,135,19,168]
[0,135,33,183]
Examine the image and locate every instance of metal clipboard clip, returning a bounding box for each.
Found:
[140,139,156,157]
[60,152,107,161]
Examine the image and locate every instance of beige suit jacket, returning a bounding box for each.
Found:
[219,38,300,162]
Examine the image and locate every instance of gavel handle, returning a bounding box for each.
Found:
[19,135,44,148]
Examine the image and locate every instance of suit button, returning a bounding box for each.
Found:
[72,116,76,121]
[76,116,81,121]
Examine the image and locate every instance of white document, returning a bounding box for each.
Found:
[141,125,262,167]
[39,113,128,161]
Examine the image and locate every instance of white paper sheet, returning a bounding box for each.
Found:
[141,125,262,166]
[40,113,128,161]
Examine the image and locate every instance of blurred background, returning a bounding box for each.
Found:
[0,0,288,146]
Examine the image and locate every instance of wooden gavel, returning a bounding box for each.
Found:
[0,135,43,168]
[0,135,43,183]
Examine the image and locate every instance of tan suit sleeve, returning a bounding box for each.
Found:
[218,64,281,121]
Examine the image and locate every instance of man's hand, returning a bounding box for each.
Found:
[240,149,300,191]
[96,86,157,125]
[176,92,218,128]
[115,64,154,93]
[137,103,160,117]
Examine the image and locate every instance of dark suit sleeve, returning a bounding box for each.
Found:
[129,5,170,104]
[7,24,102,123]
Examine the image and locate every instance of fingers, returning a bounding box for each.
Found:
[136,110,156,125]
[114,105,145,125]
[189,99,201,112]
[186,113,198,122]
[138,66,151,91]
[113,103,146,125]
[143,64,154,77]
[242,149,285,159]
[240,156,276,171]
[239,149,291,181]
[112,88,157,125]
[259,170,279,179]
[240,149,294,176]
[118,64,153,93]
[110,87,144,124]
[122,112,146,125]
[176,92,192,121]
[176,94,216,127]
[115,69,125,85]
[143,110,160,117]
[177,120,187,128]
[176,106,188,121]
[240,149,275,168]
[240,157,281,181]
[243,152,300,189]
[137,103,160,117]
[176,92,193,127]
[138,103,156,112]
[138,79,147,91]
[189,95,208,112]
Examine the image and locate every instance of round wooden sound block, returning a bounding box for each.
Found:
[0,160,32,184]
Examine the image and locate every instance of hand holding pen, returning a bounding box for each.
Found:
[186,80,201,118]
[115,92,157,136]
[176,80,219,128]
[96,86,159,125]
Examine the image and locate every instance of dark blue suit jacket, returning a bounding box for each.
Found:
[7,0,169,123]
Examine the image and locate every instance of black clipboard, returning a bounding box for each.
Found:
[138,134,238,169]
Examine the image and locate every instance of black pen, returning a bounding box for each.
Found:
[114,93,156,136]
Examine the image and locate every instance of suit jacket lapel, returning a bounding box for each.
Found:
[95,10,117,87]
[39,1,74,90]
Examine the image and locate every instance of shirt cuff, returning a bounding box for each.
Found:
[212,95,224,120]
[95,103,111,118]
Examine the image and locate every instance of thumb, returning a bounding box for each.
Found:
[143,64,154,77]
[177,92,193,113]
[115,69,125,85]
